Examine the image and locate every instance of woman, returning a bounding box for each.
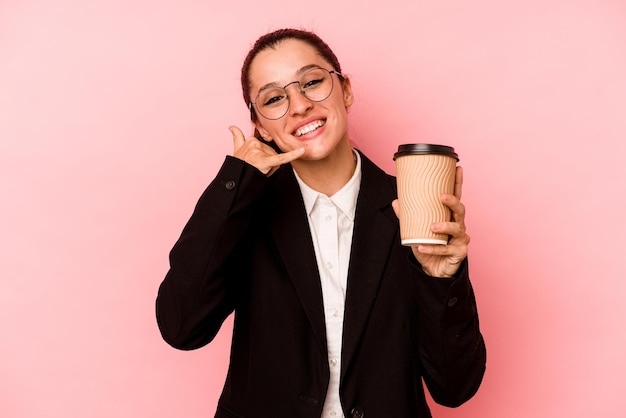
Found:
[156,28,486,418]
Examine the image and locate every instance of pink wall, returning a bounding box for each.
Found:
[1,0,625,417]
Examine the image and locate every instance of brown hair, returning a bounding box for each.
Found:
[241,28,344,123]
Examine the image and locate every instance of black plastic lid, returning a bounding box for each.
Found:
[393,143,459,161]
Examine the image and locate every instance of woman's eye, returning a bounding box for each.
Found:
[263,94,285,107]
[303,78,323,89]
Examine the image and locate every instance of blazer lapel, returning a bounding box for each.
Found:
[267,154,399,374]
[341,151,399,376]
[269,166,328,356]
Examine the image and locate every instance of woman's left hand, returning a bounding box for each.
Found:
[392,166,470,278]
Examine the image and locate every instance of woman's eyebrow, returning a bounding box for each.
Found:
[257,64,324,93]
[296,64,323,74]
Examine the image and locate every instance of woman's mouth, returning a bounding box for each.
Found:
[293,120,326,137]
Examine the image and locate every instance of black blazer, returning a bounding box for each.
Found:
[156,151,486,418]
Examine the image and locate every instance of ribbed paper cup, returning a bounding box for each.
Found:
[394,144,459,246]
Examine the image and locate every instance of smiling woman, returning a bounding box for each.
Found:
[3,1,626,417]
[244,37,355,190]
[155,28,486,418]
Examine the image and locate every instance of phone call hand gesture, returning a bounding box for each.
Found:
[392,166,470,278]
[229,126,305,176]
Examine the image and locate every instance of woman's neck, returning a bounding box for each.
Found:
[291,144,356,196]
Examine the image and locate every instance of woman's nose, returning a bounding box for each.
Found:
[286,84,313,116]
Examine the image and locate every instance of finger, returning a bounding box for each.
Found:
[454,166,463,200]
[267,146,305,166]
[417,241,468,258]
[417,243,452,255]
[441,193,465,214]
[229,125,246,152]
[431,221,469,242]
[391,199,400,219]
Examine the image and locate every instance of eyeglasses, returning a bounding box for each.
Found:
[250,67,341,120]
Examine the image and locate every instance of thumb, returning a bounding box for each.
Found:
[391,199,400,219]
[229,125,246,152]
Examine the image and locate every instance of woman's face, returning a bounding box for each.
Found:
[248,39,353,161]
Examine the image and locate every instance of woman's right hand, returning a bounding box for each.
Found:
[229,126,304,176]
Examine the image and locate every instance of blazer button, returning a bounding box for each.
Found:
[447,297,458,307]
[224,180,236,191]
[351,406,364,418]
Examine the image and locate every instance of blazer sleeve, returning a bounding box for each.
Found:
[412,257,487,407]
[156,156,269,350]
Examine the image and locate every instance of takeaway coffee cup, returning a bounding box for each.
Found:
[394,144,459,246]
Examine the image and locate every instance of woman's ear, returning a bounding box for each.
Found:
[342,76,354,108]
[254,127,282,154]
[255,123,273,142]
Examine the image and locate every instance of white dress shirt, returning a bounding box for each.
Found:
[293,151,362,418]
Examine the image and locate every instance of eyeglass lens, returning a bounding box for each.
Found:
[254,68,335,120]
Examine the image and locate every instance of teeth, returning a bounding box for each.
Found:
[294,120,325,137]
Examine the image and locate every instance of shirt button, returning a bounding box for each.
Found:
[330,358,338,367]
[330,409,338,417]
[332,309,340,317]
[325,215,332,222]
[325,261,334,270]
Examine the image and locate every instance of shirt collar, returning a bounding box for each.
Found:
[294,150,362,221]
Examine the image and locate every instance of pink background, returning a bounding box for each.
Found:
[2,0,625,417]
